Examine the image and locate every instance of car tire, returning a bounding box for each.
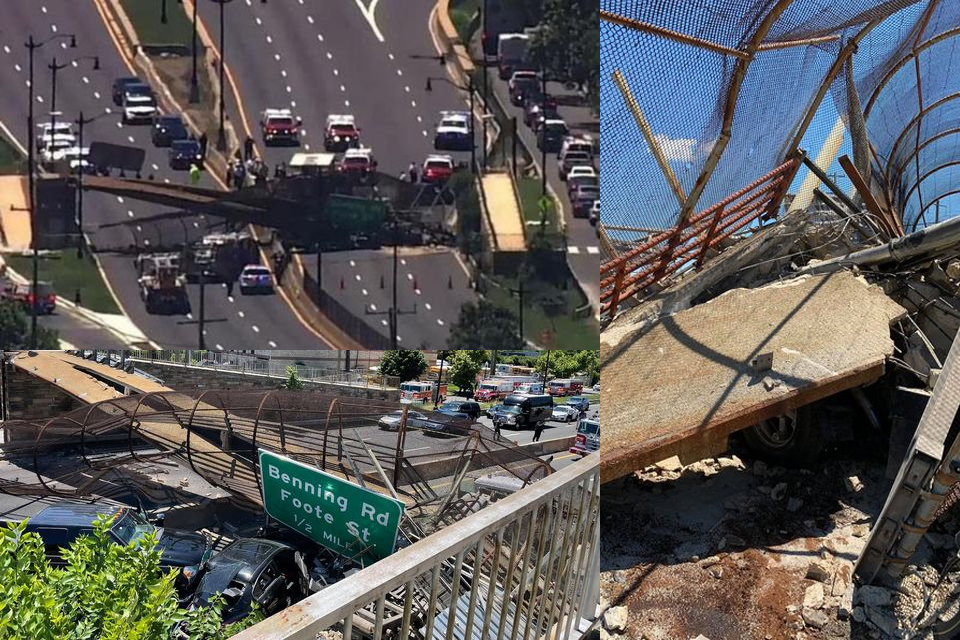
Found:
[742,406,823,466]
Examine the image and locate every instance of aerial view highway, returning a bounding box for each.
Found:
[0,0,599,349]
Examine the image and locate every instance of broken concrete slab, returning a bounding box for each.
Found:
[600,271,905,482]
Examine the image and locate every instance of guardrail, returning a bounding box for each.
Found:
[600,157,800,320]
[230,453,602,640]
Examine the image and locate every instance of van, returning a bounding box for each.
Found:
[500,393,554,429]
[497,33,530,80]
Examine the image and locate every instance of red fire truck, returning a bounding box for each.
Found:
[400,381,446,403]
[547,379,584,397]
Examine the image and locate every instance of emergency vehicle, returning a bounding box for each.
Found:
[474,379,516,402]
[433,111,472,151]
[338,147,378,176]
[569,419,600,456]
[324,114,360,152]
[260,108,302,146]
[421,154,455,183]
[400,380,446,403]
[548,378,584,397]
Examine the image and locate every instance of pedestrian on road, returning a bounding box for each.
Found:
[225,161,233,188]
[493,418,502,441]
[226,279,234,298]
[244,136,254,161]
[189,163,201,185]
[199,132,208,159]
[408,161,418,183]
[533,421,544,442]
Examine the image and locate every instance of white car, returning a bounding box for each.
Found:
[36,120,74,148]
[378,410,429,431]
[566,166,597,182]
[238,264,274,294]
[589,200,600,226]
[122,83,158,124]
[552,405,579,423]
[434,110,471,151]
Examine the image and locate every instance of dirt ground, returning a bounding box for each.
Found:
[594,436,959,640]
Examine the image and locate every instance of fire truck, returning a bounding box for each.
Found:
[547,378,584,397]
[569,419,600,456]
[474,379,516,402]
[400,381,446,403]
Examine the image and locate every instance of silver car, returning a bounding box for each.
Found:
[378,410,428,431]
[551,405,579,423]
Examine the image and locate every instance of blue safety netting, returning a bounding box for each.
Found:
[602,0,960,244]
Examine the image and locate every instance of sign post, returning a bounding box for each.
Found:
[258,450,405,564]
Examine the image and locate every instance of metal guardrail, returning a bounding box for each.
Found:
[230,453,602,640]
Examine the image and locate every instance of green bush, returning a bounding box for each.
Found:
[0,517,257,640]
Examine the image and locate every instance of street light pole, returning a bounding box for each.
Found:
[540,67,547,198]
[76,112,85,258]
[189,0,199,103]
[212,0,234,151]
[427,75,478,176]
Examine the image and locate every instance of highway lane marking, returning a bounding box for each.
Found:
[252,325,260,333]
[268,340,277,348]
[333,69,339,76]
[354,0,385,43]
[307,15,314,24]
[14,64,21,72]
[437,318,444,326]
[216,343,224,351]
[586,246,600,254]
[318,34,324,42]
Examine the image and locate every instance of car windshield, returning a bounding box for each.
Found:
[440,118,465,128]
[244,267,270,276]
[578,422,600,436]
[331,125,356,133]
[127,95,155,104]
[502,406,521,415]
[426,160,451,169]
[111,510,156,546]
[268,117,295,127]
[344,156,368,165]
[172,141,197,152]
[442,402,462,410]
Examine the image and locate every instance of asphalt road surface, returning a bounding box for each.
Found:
[194,0,484,345]
[0,1,329,348]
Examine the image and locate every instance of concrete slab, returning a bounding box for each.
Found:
[600,271,906,481]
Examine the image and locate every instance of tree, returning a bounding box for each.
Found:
[280,365,305,390]
[0,516,257,640]
[0,301,59,348]
[448,351,486,393]
[448,301,524,348]
[379,350,428,382]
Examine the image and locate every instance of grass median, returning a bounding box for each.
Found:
[5,252,121,314]
[120,0,194,47]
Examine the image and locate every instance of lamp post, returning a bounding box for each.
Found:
[210,0,235,151]
[25,32,75,349]
[426,75,476,175]
[47,55,98,163]
[174,0,201,103]
[75,108,112,258]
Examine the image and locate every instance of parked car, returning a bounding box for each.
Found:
[500,393,554,429]
[15,501,211,600]
[9,281,57,315]
[151,114,189,147]
[168,139,203,170]
[567,396,590,412]
[551,405,580,423]
[186,538,306,625]
[378,410,429,431]
[436,400,481,420]
[486,403,506,419]
[239,264,274,294]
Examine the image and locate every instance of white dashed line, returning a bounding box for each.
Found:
[268,340,278,348]
[93,91,100,99]
[41,6,47,12]
[333,69,339,76]
[344,100,350,107]
[14,64,21,72]
[411,100,417,107]
[127,210,134,217]
[186,313,193,320]
[586,246,600,254]
[116,196,124,203]
[36,95,43,103]
[362,288,368,296]
[396,69,403,76]
[568,246,580,254]
[307,15,314,23]
[355,274,362,281]
[252,325,260,333]
[425,302,432,310]
[255,17,262,25]
[400,259,407,266]
[274,53,281,61]
[437,319,444,326]
[349,260,356,267]
[416,115,422,122]
[238,310,245,318]
[318,34,324,42]
[406,273,413,280]
[82,76,89,84]
[291,100,297,108]
[127,136,135,143]
[340,85,346,92]
[144,239,151,246]
[216,343,224,351]
[380,319,388,326]
[326,52,333,60]
[281,70,287,77]
[422,130,428,137]
[2,46,9,54]
[266,35,273,44]
[50,24,57,33]
[388,53,394,60]
[151,163,159,171]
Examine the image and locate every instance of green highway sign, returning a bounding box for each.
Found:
[327,194,387,235]
[258,450,405,564]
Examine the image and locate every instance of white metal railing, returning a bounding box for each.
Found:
[230,454,602,640]
[123,350,399,389]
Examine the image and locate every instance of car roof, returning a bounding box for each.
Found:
[209,538,291,567]
[425,154,453,163]
[158,115,184,123]
[242,264,269,270]
[31,502,123,526]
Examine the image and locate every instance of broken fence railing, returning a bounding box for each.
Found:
[229,453,602,640]
[600,157,800,319]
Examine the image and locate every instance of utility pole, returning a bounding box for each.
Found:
[189,0,200,103]
[365,215,415,347]
[211,0,235,151]
[177,269,226,348]
[509,281,525,343]
[480,0,488,172]
[542,349,551,387]
[540,66,547,198]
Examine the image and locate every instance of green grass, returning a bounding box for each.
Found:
[5,252,121,314]
[120,0,194,47]
[484,275,599,348]
[449,0,481,44]
[0,132,25,175]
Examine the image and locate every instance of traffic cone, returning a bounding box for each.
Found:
[447,275,453,289]
[339,276,345,290]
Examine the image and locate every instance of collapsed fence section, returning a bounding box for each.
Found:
[600,157,800,319]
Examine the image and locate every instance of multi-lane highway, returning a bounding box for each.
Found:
[192,0,483,345]
[0,0,330,348]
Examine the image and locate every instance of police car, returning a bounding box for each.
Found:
[260,108,301,146]
[324,114,360,152]
[433,110,472,151]
[421,154,455,184]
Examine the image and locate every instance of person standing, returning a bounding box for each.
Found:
[408,161,418,183]
[244,136,254,161]
[189,163,201,185]
[199,132,208,160]
[493,416,502,441]
[225,278,234,298]
[532,421,544,443]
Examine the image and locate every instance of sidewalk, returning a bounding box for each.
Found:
[481,172,526,252]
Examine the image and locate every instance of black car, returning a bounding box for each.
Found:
[152,114,189,147]
[112,76,142,105]
[189,538,305,625]
[169,139,203,170]
[436,400,481,420]
[18,501,210,599]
